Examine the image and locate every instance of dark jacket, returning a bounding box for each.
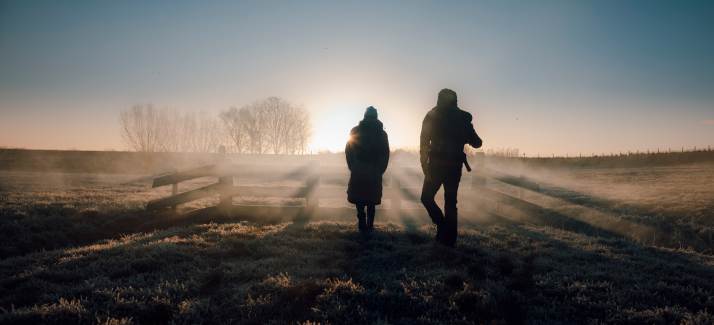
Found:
[345,117,390,205]
[420,101,482,166]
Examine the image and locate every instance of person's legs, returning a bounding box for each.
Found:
[356,203,367,231]
[421,165,447,240]
[441,166,463,247]
[421,166,445,223]
[366,204,376,231]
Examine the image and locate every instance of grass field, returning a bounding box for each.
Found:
[493,162,714,255]
[1,163,713,324]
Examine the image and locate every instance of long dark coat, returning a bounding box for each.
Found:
[345,117,390,205]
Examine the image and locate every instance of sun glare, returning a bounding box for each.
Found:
[310,105,365,153]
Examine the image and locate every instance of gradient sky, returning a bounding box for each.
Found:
[1,0,713,156]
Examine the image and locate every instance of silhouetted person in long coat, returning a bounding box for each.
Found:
[346,106,390,232]
[420,89,482,246]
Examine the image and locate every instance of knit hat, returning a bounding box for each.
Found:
[364,106,378,118]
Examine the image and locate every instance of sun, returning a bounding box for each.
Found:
[310,105,365,153]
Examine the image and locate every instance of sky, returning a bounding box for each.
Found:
[1,0,713,156]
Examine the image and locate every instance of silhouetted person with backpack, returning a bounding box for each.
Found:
[346,106,390,232]
[420,89,482,246]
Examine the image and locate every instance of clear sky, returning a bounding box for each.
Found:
[1,0,713,156]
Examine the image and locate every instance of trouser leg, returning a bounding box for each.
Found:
[356,203,367,231]
[366,205,375,230]
[442,166,462,247]
[421,167,445,226]
[442,167,461,225]
[421,165,449,243]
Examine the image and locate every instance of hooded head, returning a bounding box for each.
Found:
[436,88,457,107]
[364,106,378,119]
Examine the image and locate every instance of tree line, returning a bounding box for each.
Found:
[119,97,314,156]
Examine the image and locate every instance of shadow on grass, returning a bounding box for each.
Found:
[530,208,625,240]
[3,219,714,324]
[526,182,714,255]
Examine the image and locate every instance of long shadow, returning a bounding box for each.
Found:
[535,183,668,217]
[396,167,628,242]
[5,218,714,324]
[137,162,710,257]
[400,166,712,253]
[138,185,629,245]
[530,208,624,240]
[527,181,714,252]
[494,225,714,323]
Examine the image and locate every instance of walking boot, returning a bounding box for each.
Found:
[442,221,457,247]
[367,212,375,232]
[357,210,367,232]
[434,218,447,243]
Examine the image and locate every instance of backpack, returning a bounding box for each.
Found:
[430,107,472,170]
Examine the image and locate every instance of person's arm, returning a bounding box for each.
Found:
[461,110,482,149]
[468,126,482,149]
[419,113,432,177]
[419,114,431,166]
[381,131,390,174]
[345,128,357,171]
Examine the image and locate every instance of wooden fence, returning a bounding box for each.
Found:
[144,149,542,227]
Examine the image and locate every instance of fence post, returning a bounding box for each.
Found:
[519,174,525,200]
[306,160,320,213]
[392,161,401,212]
[218,146,233,212]
[171,167,179,214]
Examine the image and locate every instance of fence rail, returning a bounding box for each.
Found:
[145,149,542,226]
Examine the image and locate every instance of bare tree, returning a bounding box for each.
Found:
[135,97,314,157]
[240,101,269,154]
[283,114,298,154]
[119,103,166,153]
[164,108,196,153]
[231,97,314,154]
[264,97,294,154]
[119,103,167,173]
[293,105,314,154]
[249,97,314,154]
[219,106,246,153]
[192,109,221,153]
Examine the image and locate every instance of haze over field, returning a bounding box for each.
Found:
[1,1,713,155]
